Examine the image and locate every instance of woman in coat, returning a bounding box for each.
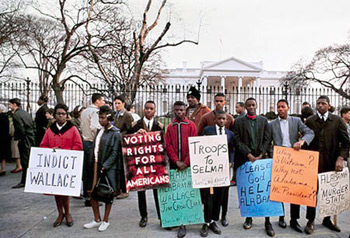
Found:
[40,104,83,227]
[83,105,122,232]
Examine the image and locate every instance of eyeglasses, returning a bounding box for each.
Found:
[56,112,67,116]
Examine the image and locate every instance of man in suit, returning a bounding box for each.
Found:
[197,92,234,227]
[185,86,211,129]
[304,95,350,234]
[200,110,235,237]
[165,101,197,238]
[35,95,49,146]
[9,98,35,188]
[114,95,134,199]
[269,99,314,233]
[128,101,163,228]
[233,97,274,237]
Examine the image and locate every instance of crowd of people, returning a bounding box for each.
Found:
[1,86,349,238]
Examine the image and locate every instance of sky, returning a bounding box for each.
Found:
[129,0,350,71]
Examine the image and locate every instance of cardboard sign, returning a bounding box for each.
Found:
[24,147,84,197]
[188,135,230,188]
[318,168,350,217]
[270,146,319,207]
[157,168,204,228]
[236,159,284,217]
[122,131,170,192]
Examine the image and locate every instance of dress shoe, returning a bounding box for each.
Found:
[265,222,275,237]
[209,221,221,234]
[139,217,148,228]
[0,171,6,176]
[117,192,129,199]
[84,199,91,207]
[278,217,287,228]
[66,214,73,227]
[290,219,303,233]
[12,183,25,188]
[53,214,65,227]
[322,218,341,232]
[221,216,229,227]
[200,224,209,237]
[243,217,253,230]
[178,225,186,238]
[11,168,22,173]
[304,221,314,235]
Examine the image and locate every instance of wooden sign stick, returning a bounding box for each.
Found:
[333,215,337,226]
[210,187,214,195]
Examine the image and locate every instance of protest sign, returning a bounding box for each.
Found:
[24,147,83,197]
[318,168,350,217]
[270,146,319,207]
[122,131,170,192]
[157,168,204,228]
[236,159,284,217]
[189,135,230,188]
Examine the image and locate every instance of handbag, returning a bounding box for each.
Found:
[91,173,115,204]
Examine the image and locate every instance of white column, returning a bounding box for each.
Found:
[237,76,243,102]
[221,76,225,93]
[256,77,261,88]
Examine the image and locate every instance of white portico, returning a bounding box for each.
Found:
[162,56,286,109]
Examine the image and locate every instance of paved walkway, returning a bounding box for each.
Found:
[0,163,349,238]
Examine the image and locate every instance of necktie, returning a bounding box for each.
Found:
[219,127,223,135]
[148,122,151,130]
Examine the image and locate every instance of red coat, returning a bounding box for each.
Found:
[165,117,197,167]
[40,121,83,151]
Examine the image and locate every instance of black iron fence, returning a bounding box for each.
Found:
[1,81,349,125]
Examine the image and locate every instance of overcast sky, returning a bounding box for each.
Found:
[130,0,350,71]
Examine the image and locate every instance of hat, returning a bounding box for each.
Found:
[187,86,201,101]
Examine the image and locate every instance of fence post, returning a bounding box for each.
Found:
[283,82,289,101]
[25,77,31,113]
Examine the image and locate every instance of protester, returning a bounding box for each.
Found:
[340,107,350,173]
[197,92,234,226]
[200,110,235,237]
[9,98,35,188]
[235,102,246,118]
[165,101,197,238]
[304,95,350,234]
[233,97,274,237]
[269,99,314,233]
[114,95,133,199]
[302,101,311,109]
[40,104,83,227]
[128,101,163,228]
[81,93,105,206]
[35,95,49,146]
[8,112,22,174]
[70,105,86,136]
[0,104,11,176]
[185,86,211,128]
[197,93,234,135]
[83,105,121,232]
[300,106,314,123]
[126,104,141,122]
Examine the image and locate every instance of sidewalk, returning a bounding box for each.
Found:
[0,163,349,238]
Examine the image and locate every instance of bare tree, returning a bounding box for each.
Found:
[0,0,27,80]
[86,0,198,103]
[282,43,350,99]
[17,0,93,103]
